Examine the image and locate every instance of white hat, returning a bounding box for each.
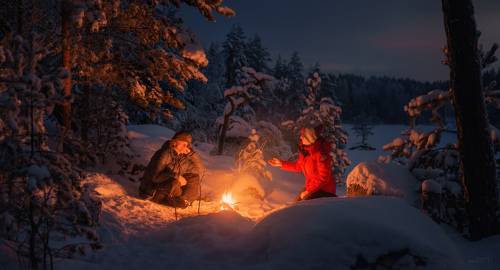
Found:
[300,127,317,145]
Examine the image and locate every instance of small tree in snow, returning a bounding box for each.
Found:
[216,67,274,155]
[282,72,350,183]
[350,113,375,151]
[236,129,272,182]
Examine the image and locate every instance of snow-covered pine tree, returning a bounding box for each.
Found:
[282,71,350,183]
[269,56,292,124]
[245,35,271,73]
[285,51,305,118]
[319,97,351,184]
[272,55,289,80]
[72,1,225,122]
[223,25,248,88]
[203,42,227,112]
[350,112,375,151]
[216,67,274,155]
[244,35,276,123]
[69,1,235,171]
[0,33,101,269]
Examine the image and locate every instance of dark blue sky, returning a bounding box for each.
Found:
[180,0,500,82]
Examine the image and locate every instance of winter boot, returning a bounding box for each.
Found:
[163,196,190,209]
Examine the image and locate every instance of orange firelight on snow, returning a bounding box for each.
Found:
[220,192,236,210]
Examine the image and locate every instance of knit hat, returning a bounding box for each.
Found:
[172,131,193,146]
[300,127,317,145]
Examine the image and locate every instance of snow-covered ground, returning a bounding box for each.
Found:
[2,124,499,270]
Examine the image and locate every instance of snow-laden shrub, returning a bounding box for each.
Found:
[236,130,270,178]
[234,129,273,199]
[410,147,468,232]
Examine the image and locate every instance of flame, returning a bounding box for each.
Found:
[220,192,235,210]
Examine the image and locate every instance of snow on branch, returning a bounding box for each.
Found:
[222,67,275,116]
[216,67,274,154]
[404,89,450,128]
[179,0,235,21]
[178,31,208,66]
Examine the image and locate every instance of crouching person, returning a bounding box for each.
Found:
[139,131,204,208]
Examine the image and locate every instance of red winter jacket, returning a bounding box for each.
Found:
[281,138,336,195]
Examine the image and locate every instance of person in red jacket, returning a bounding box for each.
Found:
[268,127,336,201]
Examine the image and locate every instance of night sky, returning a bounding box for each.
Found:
[180,0,500,82]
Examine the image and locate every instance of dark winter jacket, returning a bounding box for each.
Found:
[281,138,336,195]
[139,140,204,202]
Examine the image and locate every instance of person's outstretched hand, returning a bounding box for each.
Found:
[267,158,282,167]
[177,175,187,186]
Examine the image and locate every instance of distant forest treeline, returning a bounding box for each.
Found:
[168,25,499,138]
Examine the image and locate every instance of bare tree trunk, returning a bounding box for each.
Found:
[61,0,72,151]
[217,102,235,155]
[217,114,231,155]
[28,197,38,270]
[81,83,90,143]
[16,0,24,34]
[442,0,499,240]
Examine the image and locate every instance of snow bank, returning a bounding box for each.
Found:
[346,161,419,205]
[59,196,463,270]
[241,197,463,270]
[449,232,500,270]
[57,211,254,270]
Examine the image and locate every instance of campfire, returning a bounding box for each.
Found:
[220,192,237,210]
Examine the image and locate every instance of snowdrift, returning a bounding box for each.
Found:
[60,196,463,270]
[241,197,463,270]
